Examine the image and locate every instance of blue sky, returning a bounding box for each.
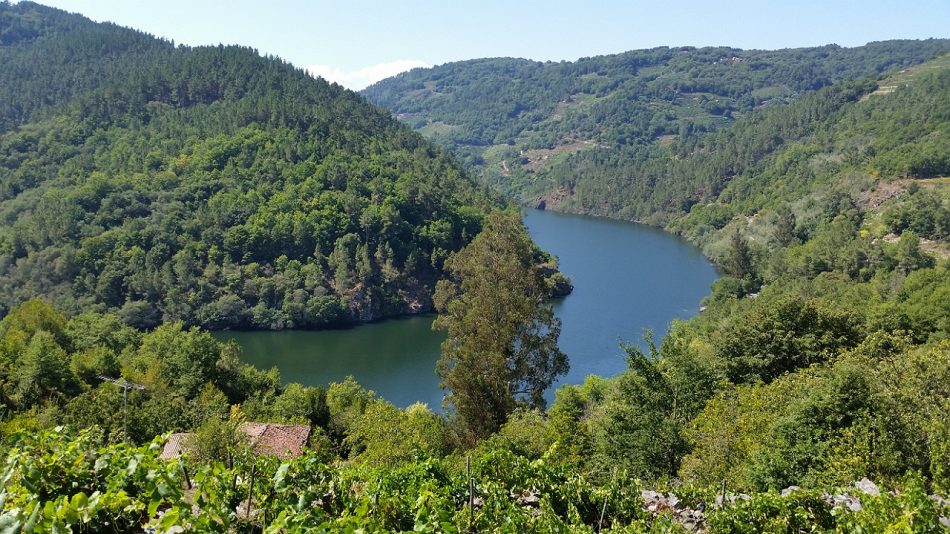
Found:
[30,0,950,89]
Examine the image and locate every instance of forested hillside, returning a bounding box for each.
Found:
[364,40,949,221]
[1,3,949,531]
[2,52,948,531]
[536,51,950,495]
[663,54,950,262]
[0,1,500,329]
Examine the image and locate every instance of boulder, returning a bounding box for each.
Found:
[854,478,881,496]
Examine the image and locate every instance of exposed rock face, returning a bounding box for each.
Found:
[854,477,880,496]
[824,492,864,512]
[533,186,574,211]
[641,489,707,532]
[634,480,948,532]
[780,485,800,497]
[342,275,436,323]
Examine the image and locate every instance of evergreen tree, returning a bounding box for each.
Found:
[773,205,798,247]
[434,211,567,443]
[724,229,755,281]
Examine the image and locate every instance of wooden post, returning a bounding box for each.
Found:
[229,451,238,498]
[246,463,257,520]
[467,455,474,533]
[182,463,192,490]
[123,386,128,442]
[598,469,613,533]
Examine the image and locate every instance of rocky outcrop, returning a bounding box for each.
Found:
[641,490,707,531]
[538,263,574,298]
[341,275,436,323]
[534,186,574,211]
[632,479,947,532]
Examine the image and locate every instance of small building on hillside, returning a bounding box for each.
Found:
[159,423,311,460]
[159,432,192,460]
[241,422,311,459]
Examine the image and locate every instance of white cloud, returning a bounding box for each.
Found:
[306,59,430,90]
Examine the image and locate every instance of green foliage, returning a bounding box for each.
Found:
[3,427,946,531]
[65,311,137,353]
[483,408,553,459]
[366,41,949,220]
[708,490,835,533]
[269,383,330,427]
[186,405,251,463]
[591,343,685,480]
[125,322,224,398]
[0,299,360,448]
[777,217,880,281]
[0,427,185,532]
[682,342,950,492]
[2,6,950,527]
[546,334,721,484]
[344,401,449,466]
[434,211,567,442]
[723,229,756,281]
[0,427,661,532]
[546,374,606,468]
[892,232,937,275]
[0,1,499,330]
[705,276,754,304]
[9,330,77,408]
[872,264,950,343]
[884,187,950,241]
[0,299,68,349]
[772,204,800,247]
[714,295,861,384]
[325,375,377,443]
[707,476,948,533]
[837,476,949,533]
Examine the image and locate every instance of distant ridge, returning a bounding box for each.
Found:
[364,40,950,222]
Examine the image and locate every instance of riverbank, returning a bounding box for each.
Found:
[221,209,719,408]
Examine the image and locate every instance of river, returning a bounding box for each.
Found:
[217,209,719,408]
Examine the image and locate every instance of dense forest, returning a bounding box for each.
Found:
[1,2,950,532]
[364,40,950,221]
[0,1,504,330]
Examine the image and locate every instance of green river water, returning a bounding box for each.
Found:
[217,209,719,408]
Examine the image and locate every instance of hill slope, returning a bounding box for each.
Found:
[657,53,950,262]
[363,41,949,222]
[0,2,500,329]
[1,10,949,531]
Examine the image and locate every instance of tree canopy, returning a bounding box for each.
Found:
[0,1,500,329]
[433,211,567,441]
[365,40,950,221]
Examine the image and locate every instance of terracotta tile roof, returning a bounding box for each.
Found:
[159,432,191,460]
[241,422,268,441]
[245,423,311,459]
[158,423,311,460]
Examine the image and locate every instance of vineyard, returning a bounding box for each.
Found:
[0,427,946,532]
[2,4,950,533]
